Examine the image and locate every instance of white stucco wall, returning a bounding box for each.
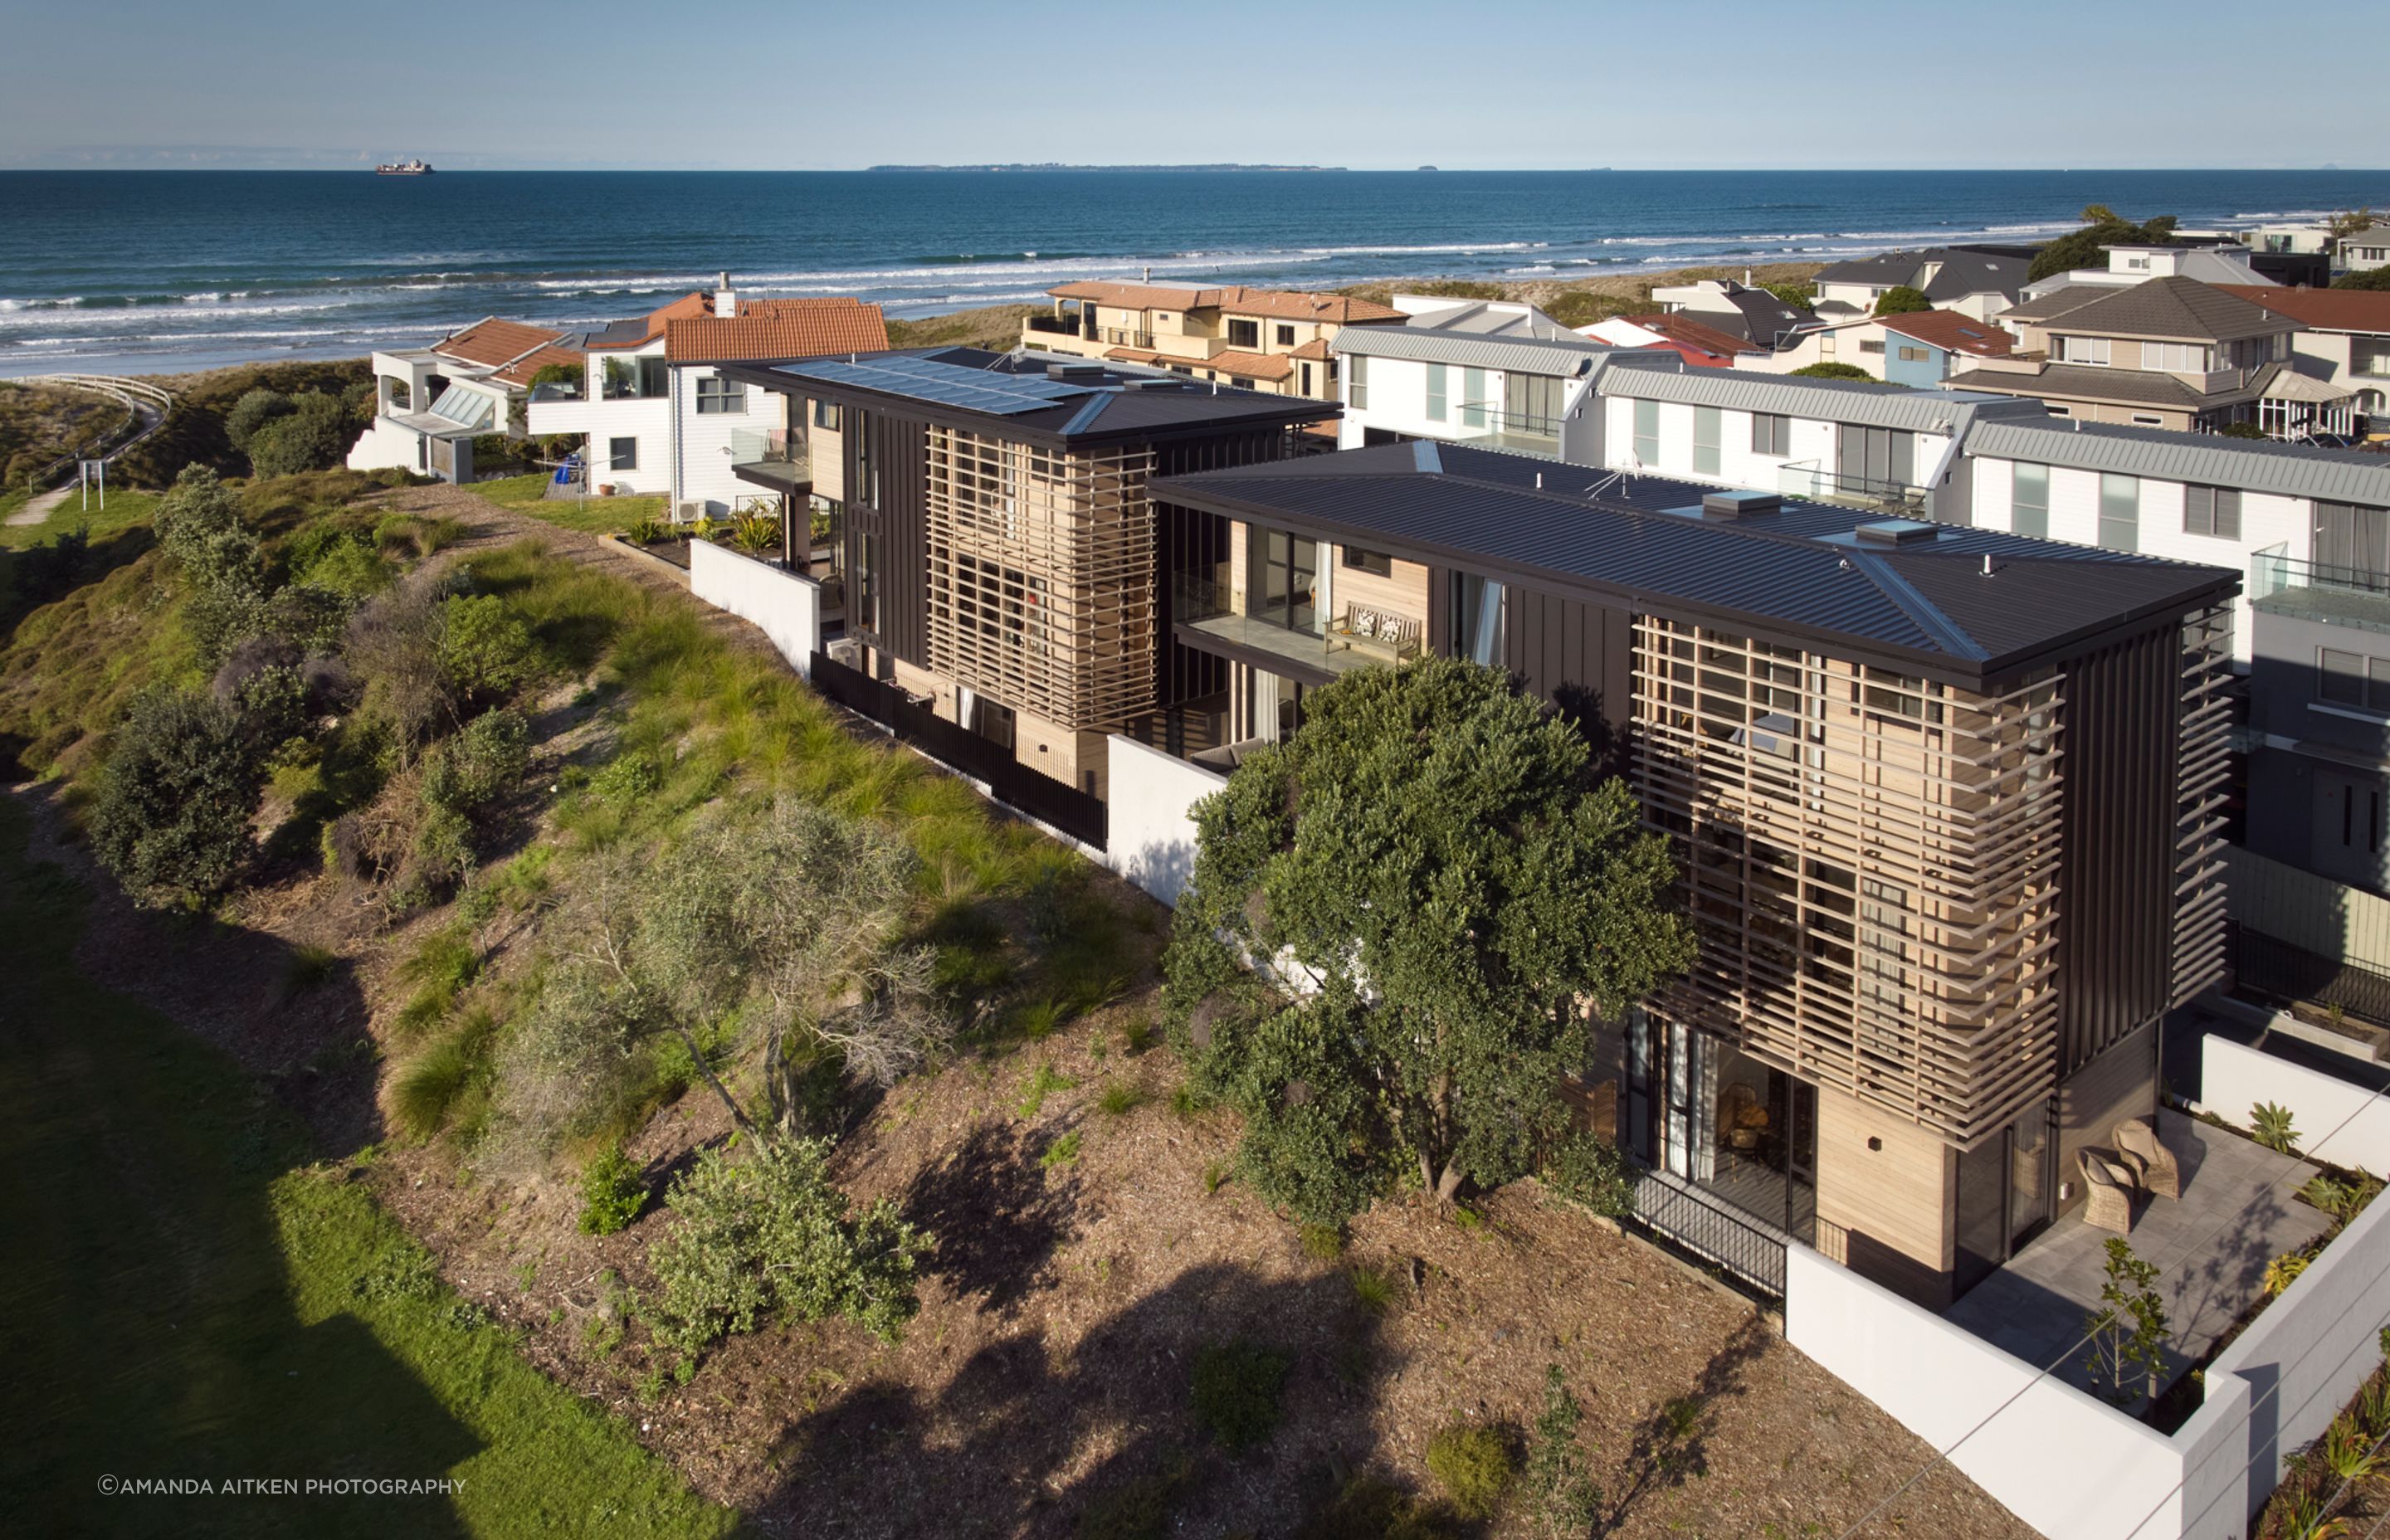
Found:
[2199,1034,2390,1174]
[346,417,426,475]
[1101,735,1225,909]
[687,539,818,676]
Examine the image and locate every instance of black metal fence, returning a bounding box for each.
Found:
[1626,1171,1789,1300]
[808,651,1110,850]
[2232,921,2390,1027]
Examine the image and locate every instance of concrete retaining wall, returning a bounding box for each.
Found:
[687,539,819,677]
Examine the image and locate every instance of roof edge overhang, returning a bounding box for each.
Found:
[1150,480,2239,693]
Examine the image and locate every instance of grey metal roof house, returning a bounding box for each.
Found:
[1330,325,1620,378]
[1813,246,2035,306]
[1964,418,2390,505]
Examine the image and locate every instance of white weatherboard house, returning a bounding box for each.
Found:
[347,317,583,483]
[524,279,889,515]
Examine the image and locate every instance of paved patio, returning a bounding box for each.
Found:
[1942,1110,2333,1400]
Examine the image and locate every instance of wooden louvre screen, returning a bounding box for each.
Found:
[1631,617,2067,1147]
[2169,604,2234,1007]
[924,428,1158,732]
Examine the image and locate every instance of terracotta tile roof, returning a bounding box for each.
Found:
[1195,348,1295,382]
[436,316,569,370]
[2217,285,2390,335]
[1875,308,2016,358]
[1287,337,1335,360]
[664,300,890,363]
[1622,312,1759,359]
[1049,280,1402,324]
[493,342,588,387]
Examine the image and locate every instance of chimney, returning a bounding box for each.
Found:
[715,270,736,319]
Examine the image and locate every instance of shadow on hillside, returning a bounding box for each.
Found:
[901,1118,1084,1321]
[0,797,482,1536]
[0,524,155,641]
[1603,1311,1775,1532]
[756,1259,1474,1540]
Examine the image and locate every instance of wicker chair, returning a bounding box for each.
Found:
[2115,1118,2181,1201]
[2080,1148,2138,1234]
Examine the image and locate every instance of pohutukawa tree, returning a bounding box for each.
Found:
[1163,655,1694,1224]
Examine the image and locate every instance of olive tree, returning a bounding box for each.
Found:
[1164,656,1693,1222]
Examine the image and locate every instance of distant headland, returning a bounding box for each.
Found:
[864,163,1345,173]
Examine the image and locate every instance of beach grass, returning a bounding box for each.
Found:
[0,797,741,1538]
[0,486,160,551]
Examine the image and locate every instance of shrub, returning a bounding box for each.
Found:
[1425,1422,1514,1520]
[1188,1339,1289,1454]
[586,751,661,807]
[293,529,391,598]
[2334,265,2390,291]
[1299,1223,1344,1260]
[2252,1101,2301,1154]
[625,518,670,546]
[223,387,295,453]
[483,961,645,1167]
[89,687,266,907]
[1873,285,1932,315]
[1040,1130,1082,1168]
[2218,422,2269,439]
[646,1138,930,1357]
[247,392,357,479]
[2266,1250,2313,1298]
[1790,362,1875,380]
[578,1145,649,1235]
[154,465,268,661]
[388,1021,487,1139]
[1523,1363,1599,1533]
[422,708,530,819]
[1544,1128,1636,1219]
[436,592,536,704]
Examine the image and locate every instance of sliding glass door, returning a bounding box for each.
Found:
[1249,529,1320,635]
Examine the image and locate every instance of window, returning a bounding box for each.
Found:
[1230,376,1255,390]
[1751,412,1791,456]
[2098,472,2139,552]
[1505,373,1563,444]
[2131,413,2165,426]
[812,398,841,431]
[2318,648,2390,713]
[854,409,877,505]
[1860,339,1885,354]
[1300,363,1313,396]
[609,436,637,471]
[2057,335,2112,366]
[1426,363,1448,422]
[1348,354,1368,411]
[2356,339,2390,378]
[2012,461,2050,539]
[639,357,669,396]
[2184,485,2241,539]
[1461,367,1488,429]
[1693,405,1722,475]
[695,375,744,414]
[1228,319,1260,348]
[1896,344,1929,362]
[1249,529,1319,634]
[387,379,412,412]
[1342,545,1392,578]
[2141,340,2207,373]
[1632,398,1659,465]
[1274,324,1295,347]
[425,383,496,431]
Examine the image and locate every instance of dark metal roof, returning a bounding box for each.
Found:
[1813,246,2033,303]
[1149,441,2236,687]
[721,346,1337,446]
[1948,362,2270,411]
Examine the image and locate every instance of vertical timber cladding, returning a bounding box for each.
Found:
[846,408,931,665]
[1500,586,1636,775]
[1632,617,2066,1146]
[923,426,1159,731]
[2052,610,2233,1070]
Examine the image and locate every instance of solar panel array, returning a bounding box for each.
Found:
[774,355,1097,416]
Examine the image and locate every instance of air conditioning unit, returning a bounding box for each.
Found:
[676,500,707,524]
[827,638,863,667]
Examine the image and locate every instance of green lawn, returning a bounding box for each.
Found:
[0,799,741,1538]
[0,485,160,550]
[469,474,666,536]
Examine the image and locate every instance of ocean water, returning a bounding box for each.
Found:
[2,168,2385,378]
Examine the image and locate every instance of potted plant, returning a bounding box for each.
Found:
[597,483,615,497]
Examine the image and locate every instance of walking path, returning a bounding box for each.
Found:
[6,376,174,528]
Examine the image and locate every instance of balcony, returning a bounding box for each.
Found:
[1098,327,1154,351]
[1025,314,1092,339]
[528,380,586,404]
[729,428,811,493]
[1450,404,1563,460]
[1173,573,1417,681]
[2251,552,2390,633]
[1777,463,1929,513]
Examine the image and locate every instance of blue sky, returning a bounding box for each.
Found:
[3,0,2383,171]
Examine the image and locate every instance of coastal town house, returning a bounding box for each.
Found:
[1140,441,2233,1307]
[1952,275,2339,436]
[1646,277,1821,348]
[1745,308,2018,387]
[1809,245,2035,323]
[524,277,890,512]
[1021,281,1405,401]
[346,317,583,483]
[710,348,1336,823]
[1330,323,1639,460]
[2220,284,2390,437]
